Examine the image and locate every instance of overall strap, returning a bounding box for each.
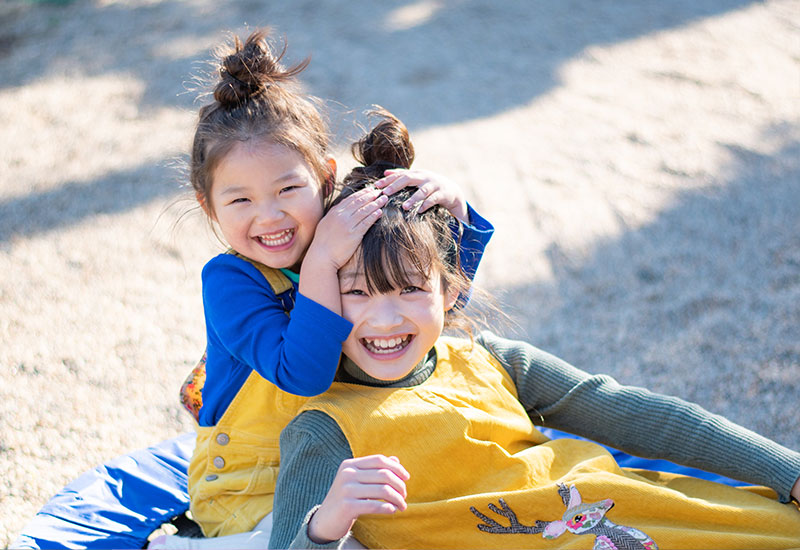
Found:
[228,250,294,308]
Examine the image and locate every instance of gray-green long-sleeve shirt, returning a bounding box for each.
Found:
[270,331,800,549]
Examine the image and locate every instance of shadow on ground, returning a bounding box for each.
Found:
[490,127,800,448]
[2,0,755,128]
[0,0,756,241]
[0,160,186,243]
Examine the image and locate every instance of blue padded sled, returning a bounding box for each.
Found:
[538,427,747,488]
[12,432,195,550]
[12,429,744,549]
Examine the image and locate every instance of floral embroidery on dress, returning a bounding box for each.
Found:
[470,483,658,550]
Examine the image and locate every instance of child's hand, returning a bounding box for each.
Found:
[308,454,410,544]
[376,169,469,224]
[309,187,388,270]
[792,476,800,504]
[300,186,387,316]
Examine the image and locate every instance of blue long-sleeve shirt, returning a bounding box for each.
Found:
[198,204,494,426]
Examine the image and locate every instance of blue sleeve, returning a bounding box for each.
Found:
[202,255,353,398]
[452,202,494,306]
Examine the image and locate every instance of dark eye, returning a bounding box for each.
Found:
[401,285,422,294]
[229,197,249,205]
[279,185,299,194]
[343,288,366,296]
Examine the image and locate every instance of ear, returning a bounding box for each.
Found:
[323,157,337,198]
[567,485,582,509]
[197,191,215,221]
[443,284,459,312]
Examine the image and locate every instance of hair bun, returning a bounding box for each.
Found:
[213,29,309,109]
[353,107,415,172]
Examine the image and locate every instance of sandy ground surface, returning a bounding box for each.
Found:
[1,0,799,546]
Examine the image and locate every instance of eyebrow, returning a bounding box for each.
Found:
[218,185,247,197]
[218,172,308,196]
[339,269,424,286]
[338,271,363,283]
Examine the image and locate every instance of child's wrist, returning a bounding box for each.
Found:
[301,246,341,274]
[307,507,344,544]
[450,199,469,224]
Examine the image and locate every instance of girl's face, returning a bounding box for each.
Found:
[208,141,327,271]
[339,255,458,381]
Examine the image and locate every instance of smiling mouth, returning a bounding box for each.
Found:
[360,335,413,355]
[257,229,294,247]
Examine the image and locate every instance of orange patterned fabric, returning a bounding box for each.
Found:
[180,352,207,422]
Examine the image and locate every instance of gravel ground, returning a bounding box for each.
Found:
[1,0,798,546]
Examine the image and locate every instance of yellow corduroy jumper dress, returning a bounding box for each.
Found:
[300,337,800,550]
[188,261,309,537]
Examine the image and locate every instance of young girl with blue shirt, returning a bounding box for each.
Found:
[152,29,493,548]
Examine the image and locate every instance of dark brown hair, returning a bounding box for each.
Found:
[335,109,472,333]
[190,29,331,214]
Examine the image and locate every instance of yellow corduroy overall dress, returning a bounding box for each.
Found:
[188,260,309,537]
[300,337,800,550]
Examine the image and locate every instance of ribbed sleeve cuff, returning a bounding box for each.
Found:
[289,505,346,549]
[288,504,361,549]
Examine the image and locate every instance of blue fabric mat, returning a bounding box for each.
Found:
[13,433,194,550]
[12,429,744,549]
[538,427,746,487]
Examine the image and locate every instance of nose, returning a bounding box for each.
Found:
[365,294,403,331]
[255,200,284,225]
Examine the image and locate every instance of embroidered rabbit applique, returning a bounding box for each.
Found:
[470,483,658,550]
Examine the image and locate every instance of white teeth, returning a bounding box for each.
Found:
[258,229,293,247]
[363,336,410,354]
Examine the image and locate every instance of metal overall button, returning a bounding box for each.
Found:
[213,456,225,469]
[216,433,230,446]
